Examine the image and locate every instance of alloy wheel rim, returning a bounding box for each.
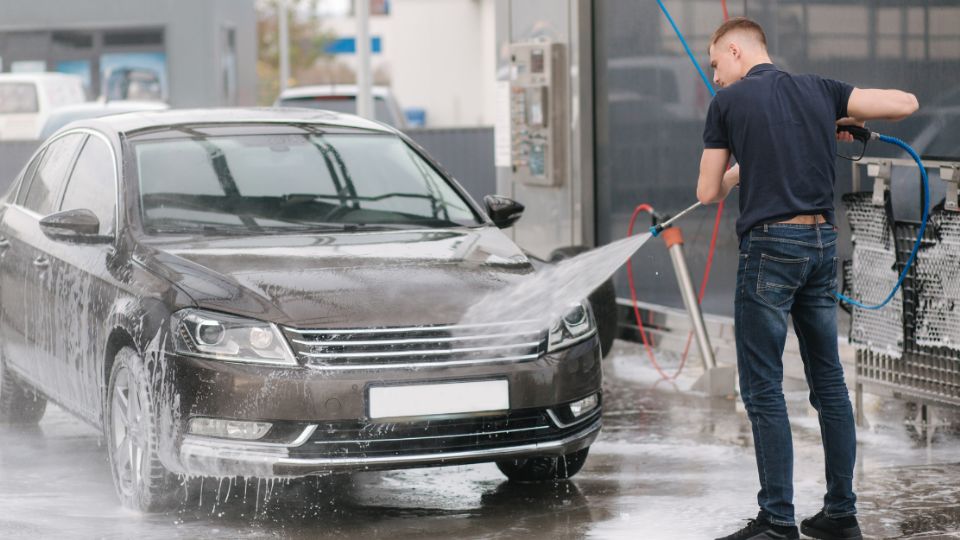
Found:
[111,366,147,496]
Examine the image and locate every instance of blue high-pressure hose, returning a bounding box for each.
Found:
[835,133,929,310]
[653,0,929,310]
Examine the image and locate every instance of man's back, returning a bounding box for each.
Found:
[702,64,852,238]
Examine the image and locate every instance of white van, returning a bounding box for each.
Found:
[0,73,86,140]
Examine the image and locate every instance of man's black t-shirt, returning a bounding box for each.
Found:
[702,63,854,239]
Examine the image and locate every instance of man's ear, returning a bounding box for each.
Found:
[728,41,741,59]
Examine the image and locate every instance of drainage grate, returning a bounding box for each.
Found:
[857,344,960,407]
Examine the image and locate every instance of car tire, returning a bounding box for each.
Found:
[105,347,179,512]
[548,246,619,358]
[0,360,47,425]
[496,447,590,482]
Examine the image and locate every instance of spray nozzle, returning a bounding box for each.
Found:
[649,212,672,237]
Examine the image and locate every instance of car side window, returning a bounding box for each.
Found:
[59,136,117,235]
[22,133,84,216]
[13,148,46,205]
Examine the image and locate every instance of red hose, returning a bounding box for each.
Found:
[626,202,723,381]
[625,205,674,380]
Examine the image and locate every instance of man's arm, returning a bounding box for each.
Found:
[846,88,919,122]
[697,149,737,204]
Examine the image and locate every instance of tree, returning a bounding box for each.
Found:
[256,0,335,105]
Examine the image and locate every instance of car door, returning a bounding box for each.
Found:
[0,132,84,398]
[49,133,120,419]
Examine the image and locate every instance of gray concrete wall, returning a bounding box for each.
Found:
[0,0,257,107]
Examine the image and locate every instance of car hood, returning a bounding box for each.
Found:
[138,227,534,327]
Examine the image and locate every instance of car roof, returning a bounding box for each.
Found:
[277,85,393,100]
[69,107,397,136]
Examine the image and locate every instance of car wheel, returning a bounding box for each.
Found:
[0,360,47,425]
[106,347,179,512]
[548,246,619,358]
[496,447,590,482]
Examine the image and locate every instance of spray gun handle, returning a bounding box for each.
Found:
[836,125,876,143]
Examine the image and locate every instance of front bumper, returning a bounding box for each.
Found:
[162,335,602,477]
[179,413,601,477]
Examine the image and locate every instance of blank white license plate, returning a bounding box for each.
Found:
[368,379,509,419]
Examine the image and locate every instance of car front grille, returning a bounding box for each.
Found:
[286,407,601,459]
[282,321,547,370]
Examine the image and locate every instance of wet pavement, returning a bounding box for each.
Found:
[1,340,959,539]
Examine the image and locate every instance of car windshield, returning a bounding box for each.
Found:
[132,131,481,235]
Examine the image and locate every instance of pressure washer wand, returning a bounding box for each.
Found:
[650,201,702,237]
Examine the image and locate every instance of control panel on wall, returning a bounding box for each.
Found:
[509,41,567,187]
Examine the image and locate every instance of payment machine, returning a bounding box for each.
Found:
[508,41,567,187]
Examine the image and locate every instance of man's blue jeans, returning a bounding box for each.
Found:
[735,223,857,526]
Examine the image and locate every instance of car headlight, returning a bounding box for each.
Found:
[172,308,298,366]
[547,301,597,352]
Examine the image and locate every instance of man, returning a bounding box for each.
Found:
[697,17,919,540]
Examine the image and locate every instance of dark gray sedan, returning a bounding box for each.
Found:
[0,109,602,512]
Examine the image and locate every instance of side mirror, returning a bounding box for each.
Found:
[39,209,112,244]
[483,195,525,229]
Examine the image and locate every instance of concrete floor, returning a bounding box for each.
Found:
[1,340,958,539]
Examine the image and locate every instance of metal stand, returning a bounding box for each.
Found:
[658,227,736,397]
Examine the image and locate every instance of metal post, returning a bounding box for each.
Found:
[666,240,717,370]
[278,0,290,94]
[855,382,866,427]
[356,0,373,120]
[659,227,734,397]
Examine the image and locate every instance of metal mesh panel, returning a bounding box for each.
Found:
[854,211,960,408]
[857,344,960,407]
[912,211,960,351]
[843,193,903,357]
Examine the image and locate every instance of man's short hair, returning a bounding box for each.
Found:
[710,17,767,49]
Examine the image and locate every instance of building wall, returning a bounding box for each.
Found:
[321,0,497,127]
[0,0,257,107]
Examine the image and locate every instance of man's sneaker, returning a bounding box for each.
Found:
[716,514,799,540]
[800,510,863,540]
